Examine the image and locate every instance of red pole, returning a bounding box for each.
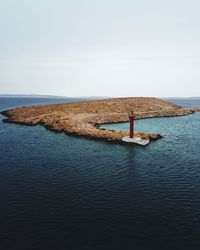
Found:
[129,111,135,138]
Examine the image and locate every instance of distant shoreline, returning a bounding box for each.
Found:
[0,94,109,99]
[1,94,200,99]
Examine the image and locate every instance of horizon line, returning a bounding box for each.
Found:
[0,94,200,99]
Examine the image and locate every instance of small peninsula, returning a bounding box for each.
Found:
[1,97,196,144]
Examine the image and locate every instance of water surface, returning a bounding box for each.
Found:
[1,97,200,250]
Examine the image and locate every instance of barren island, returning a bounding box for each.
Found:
[1,97,198,145]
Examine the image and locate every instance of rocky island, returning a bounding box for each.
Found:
[1,97,196,145]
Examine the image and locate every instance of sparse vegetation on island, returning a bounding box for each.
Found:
[1,97,196,144]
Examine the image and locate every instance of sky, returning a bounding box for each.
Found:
[0,0,200,97]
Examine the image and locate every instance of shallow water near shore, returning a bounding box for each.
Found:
[1,97,200,250]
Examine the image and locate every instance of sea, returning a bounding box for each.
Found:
[0,97,200,250]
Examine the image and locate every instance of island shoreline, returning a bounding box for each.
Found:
[1,97,198,146]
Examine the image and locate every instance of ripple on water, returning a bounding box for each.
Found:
[1,98,200,249]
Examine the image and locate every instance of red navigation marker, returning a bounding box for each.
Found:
[129,111,135,138]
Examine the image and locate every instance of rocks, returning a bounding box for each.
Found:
[1,97,194,145]
[192,108,200,112]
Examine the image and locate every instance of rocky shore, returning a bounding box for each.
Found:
[1,97,195,144]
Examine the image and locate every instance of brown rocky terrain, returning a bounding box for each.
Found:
[1,97,196,144]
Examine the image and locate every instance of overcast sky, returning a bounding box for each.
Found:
[0,0,200,97]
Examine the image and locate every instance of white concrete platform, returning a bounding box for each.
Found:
[122,136,150,146]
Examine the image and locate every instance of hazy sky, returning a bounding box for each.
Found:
[0,0,200,97]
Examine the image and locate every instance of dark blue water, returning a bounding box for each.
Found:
[1,97,200,250]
